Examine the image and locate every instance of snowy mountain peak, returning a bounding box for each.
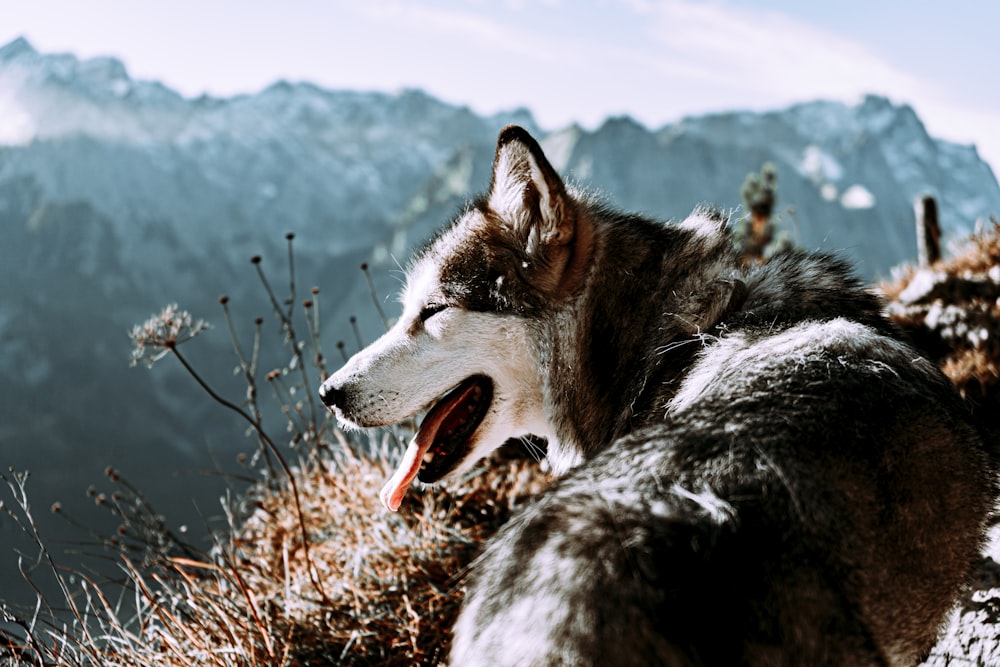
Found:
[0,36,132,91]
[1,39,995,279]
[0,36,184,143]
[857,94,927,137]
[1,45,999,613]
[0,35,37,61]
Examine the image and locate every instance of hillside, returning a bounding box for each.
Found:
[3,221,1000,664]
[1,35,999,613]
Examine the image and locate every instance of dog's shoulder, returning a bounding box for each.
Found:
[665,248,946,413]
[736,247,890,333]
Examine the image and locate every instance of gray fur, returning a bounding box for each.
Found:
[455,317,988,665]
[321,126,995,666]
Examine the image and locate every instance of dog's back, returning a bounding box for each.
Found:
[454,308,990,665]
[320,126,994,666]
[449,209,992,664]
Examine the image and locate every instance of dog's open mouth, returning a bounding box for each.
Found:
[379,375,493,512]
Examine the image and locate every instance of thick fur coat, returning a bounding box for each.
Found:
[321,126,994,666]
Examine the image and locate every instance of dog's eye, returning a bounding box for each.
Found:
[419,304,447,322]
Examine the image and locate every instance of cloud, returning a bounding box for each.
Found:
[339,0,1000,171]
[329,0,931,123]
[339,1,575,63]
[5,0,997,171]
[583,0,1000,171]
[614,0,927,101]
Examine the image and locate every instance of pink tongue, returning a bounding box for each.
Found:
[379,381,475,512]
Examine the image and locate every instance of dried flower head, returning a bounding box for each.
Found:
[128,304,210,367]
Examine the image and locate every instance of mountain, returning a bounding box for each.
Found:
[1,36,999,607]
[545,100,999,278]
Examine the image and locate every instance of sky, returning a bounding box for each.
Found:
[2,0,999,173]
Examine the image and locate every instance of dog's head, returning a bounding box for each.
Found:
[320,126,589,511]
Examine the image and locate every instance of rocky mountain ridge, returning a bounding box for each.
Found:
[1,36,999,609]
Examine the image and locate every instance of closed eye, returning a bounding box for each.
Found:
[419,304,447,322]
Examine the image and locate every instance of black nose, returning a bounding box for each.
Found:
[318,380,345,409]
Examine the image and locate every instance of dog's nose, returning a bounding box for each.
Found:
[318,379,345,409]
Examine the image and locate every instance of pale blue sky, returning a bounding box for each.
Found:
[2,0,998,172]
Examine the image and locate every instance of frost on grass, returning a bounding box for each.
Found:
[6,225,1000,665]
[881,219,1000,426]
[0,438,551,666]
[3,246,554,665]
[883,219,1000,666]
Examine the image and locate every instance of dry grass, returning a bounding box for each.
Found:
[225,439,550,665]
[2,436,551,666]
[2,236,553,665]
[881,219,1000,426]
[5,221,1000,665]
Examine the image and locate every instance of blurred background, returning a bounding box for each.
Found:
[1,0,998,611]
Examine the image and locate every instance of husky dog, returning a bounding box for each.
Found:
[320,126,994,665]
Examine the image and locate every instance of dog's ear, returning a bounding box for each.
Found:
[488,125,574,252]
[488,126,587,296]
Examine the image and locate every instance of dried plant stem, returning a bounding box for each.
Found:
[108,470,201,561]
[253,255,320,441]
[2,472,103,664]
[167,345,330,605]
[220,299,276,477]
[267,373,310,440]
[304,295,328,379]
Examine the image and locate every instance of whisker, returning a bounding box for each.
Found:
[518,436,546,463]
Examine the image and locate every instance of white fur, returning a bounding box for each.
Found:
[325,256,554,475]
[667,318,932,413]
[489,142,563,250]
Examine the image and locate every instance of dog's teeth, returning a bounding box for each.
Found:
[423,451,435,463]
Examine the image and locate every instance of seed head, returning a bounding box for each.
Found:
[129,304,209,367]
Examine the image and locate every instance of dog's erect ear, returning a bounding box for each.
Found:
[488,125,574,252]
[487,126,590,297]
